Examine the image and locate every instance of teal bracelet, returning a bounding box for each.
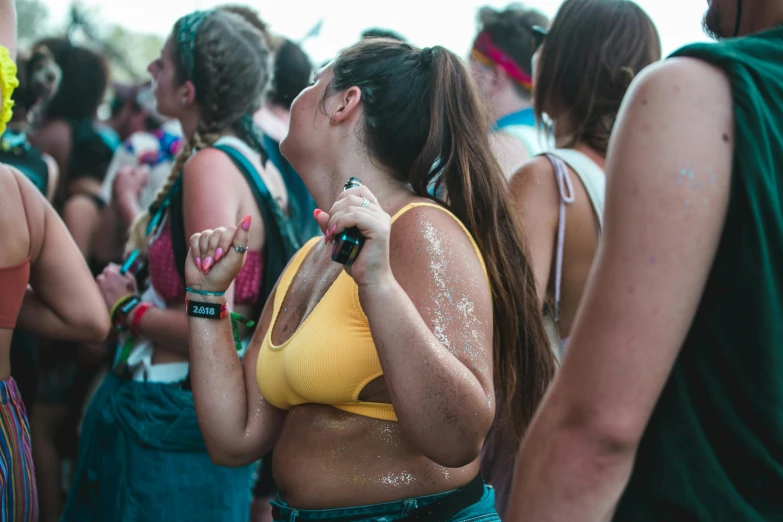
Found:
[185,287,226,297]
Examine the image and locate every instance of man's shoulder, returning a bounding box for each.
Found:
[625,58,732,114]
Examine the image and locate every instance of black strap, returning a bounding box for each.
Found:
[401,475,485,521]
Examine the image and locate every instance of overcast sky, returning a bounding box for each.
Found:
[43,0,711,64]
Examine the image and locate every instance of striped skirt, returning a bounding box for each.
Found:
[0,378,37,522]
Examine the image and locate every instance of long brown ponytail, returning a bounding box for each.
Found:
[328,40,556,441]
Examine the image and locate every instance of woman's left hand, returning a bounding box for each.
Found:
[97,263,139,310]
[317,186,393,288]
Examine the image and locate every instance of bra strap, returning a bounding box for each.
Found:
[389,202,488,281]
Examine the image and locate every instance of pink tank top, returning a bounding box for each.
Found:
[148,222,264,305]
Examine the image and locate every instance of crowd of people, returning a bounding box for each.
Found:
[0,0,780,520]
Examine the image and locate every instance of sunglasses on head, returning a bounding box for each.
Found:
[531,25,548,53]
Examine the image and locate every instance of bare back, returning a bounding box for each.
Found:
[510,146,605,338]
[553,147,605,337]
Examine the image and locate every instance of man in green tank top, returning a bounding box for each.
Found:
[505,1,783,521]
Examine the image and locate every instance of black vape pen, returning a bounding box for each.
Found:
[331,177,366,266]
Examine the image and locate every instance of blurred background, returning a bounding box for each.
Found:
[24,0,710,85]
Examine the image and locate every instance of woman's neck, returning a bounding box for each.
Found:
[309,159,414,215]
[178,109,201,140]
[180,116,236,145]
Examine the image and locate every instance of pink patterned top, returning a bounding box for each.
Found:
[148,222,264,305]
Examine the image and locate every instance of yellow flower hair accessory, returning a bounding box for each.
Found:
[0,46,20,136]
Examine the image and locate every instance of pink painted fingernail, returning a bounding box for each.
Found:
[330,225,337,234]
[203,257,213,272]
[195,257,202,270]
[314,209,322,219]
[242,215,252,231]
[215,248,223,261]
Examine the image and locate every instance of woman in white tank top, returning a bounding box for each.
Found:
[510,5,661,355]
[481,1,662,517]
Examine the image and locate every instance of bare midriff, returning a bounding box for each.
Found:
[272,404,479,509]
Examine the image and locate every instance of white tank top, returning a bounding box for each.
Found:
[541,149,605,360]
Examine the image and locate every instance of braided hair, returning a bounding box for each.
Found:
[127,10,271,253]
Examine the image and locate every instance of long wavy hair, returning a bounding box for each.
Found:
[327,39,556,440]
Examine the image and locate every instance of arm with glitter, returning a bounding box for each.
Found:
[324,198,496,469]
[184,216,286,467]
[186,285,285,466]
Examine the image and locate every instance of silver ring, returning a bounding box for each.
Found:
[233,244,248,254]
[361,197,370,208]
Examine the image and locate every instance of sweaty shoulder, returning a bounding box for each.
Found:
[182,148,241,200]
[389,204,486,283]
[184,147,238,178]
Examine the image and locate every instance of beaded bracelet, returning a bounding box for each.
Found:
[185,287,226,297]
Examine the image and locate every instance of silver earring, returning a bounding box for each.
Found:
[180,99,186,107]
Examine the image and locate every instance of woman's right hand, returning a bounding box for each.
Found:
[185,215,251,293]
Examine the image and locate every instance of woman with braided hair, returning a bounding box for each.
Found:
[62,10,297,522]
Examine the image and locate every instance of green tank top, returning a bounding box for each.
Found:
[615,26,783,521]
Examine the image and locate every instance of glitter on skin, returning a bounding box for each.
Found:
[264,212,494,502]
[377,423,401,448]
[422,221,454,353]
[380,472,415,488]
[421,220,491,380]
[677,164,719,215]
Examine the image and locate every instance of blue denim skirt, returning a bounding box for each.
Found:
[271,477,499,522]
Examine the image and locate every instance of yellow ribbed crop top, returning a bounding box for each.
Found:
[256,202,488,422]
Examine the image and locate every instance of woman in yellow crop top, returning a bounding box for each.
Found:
[184,38,556,522]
